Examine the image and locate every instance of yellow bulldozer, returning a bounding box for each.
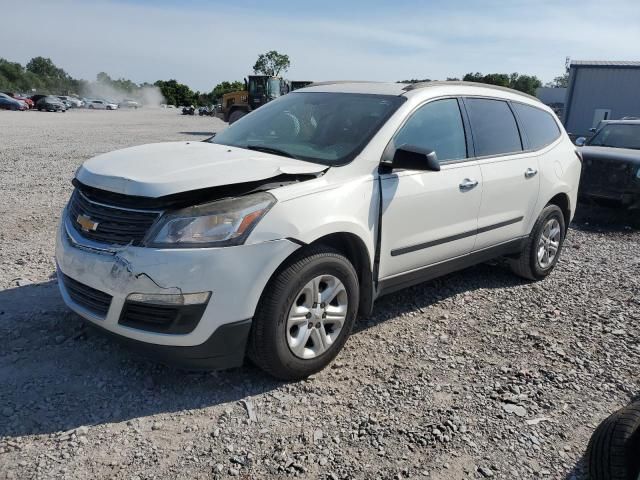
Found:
[218,75,284,124]
[218,77,313,124]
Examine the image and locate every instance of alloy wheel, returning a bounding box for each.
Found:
[286,275,348,359]
[537,217,561,269]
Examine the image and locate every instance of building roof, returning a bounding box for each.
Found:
[570,60,640,68]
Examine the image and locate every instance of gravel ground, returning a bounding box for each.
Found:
[0,108,639,480]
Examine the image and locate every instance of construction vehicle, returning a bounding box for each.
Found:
[289,81,313,91]
[218,75,285,124]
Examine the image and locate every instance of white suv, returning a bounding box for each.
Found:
[56,81,581,379]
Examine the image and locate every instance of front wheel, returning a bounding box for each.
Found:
[248,246,359,380]
[228,109,246,125]
[509,204,566,280]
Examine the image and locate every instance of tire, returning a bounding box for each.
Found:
[248,246,359,380]
[228,109,246,125]
[586,403,640,480]
[89,105,94,109]
[509,204,566,280]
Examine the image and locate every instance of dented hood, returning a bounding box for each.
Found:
[76,141,327,197]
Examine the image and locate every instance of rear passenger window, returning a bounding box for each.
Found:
[465,98,523,157]
[512,103,560,150]
[393,98,467,162]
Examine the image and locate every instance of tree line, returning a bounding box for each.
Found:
[1,53,567,106]
[398,72,565,96]
[0,56,246,106]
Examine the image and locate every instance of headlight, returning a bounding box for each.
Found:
[145,192,275,248]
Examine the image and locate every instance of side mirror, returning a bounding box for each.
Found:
[391,145,440,171]
[575,137,586,147]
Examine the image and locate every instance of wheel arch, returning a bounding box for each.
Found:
[226,105,249,122]
[305,232,374,318]
[256,232,375,320]
[546,192,571,228]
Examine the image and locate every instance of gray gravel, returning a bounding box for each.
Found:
[1,108,639,479]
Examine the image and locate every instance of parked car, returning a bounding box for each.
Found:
[36,96,66,112]
[55,81,581,379]
[0,92,27,110]
[58,96,84,108]
[87,99,118,110]
[586,401,640,480]
[30,94,48,106]
[3,92,33,109]
[576,119,640,208]
[119,99,140,109]
[182,105,195,115]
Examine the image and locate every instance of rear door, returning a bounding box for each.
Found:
[462,97,540,250]
[379,98,483,279]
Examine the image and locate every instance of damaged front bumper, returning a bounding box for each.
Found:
[55,212,300,369]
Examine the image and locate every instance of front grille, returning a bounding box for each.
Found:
[61,273,112,318]
[67,189,161,246]
[119,301,206,334]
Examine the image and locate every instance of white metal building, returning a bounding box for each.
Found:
[563,60,640,137]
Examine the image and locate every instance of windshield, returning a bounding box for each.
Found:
[208,92,405,166]
[589,124,640,150]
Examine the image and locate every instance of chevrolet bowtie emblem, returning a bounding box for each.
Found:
[76,214,99,232]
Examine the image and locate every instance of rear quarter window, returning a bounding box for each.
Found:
[464,98,523,157]
[512,103,560,150]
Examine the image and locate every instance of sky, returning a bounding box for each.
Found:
[1,0,639,92]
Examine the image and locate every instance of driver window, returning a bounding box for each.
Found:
[394,98,467,162]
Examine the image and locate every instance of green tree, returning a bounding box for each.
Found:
[0,58,26,90]
[211,80,244,100]
[26,56,67,79]
[154,79,197,106]
[253,51,290,77]
[545,73,569,88]
[462,72,542,96]
[397,78,431,84]
[96,72,112,83]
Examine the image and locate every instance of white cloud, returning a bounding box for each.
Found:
[1,0,638,90]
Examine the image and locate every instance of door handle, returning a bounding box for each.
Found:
[459,178,479,192]
[524,168,538,178]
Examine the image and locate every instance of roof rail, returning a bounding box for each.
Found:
[402,80,540,102]
[308,80,381,87]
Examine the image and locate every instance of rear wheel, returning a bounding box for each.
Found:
[586,403,640,480]
[228,109,246,125]
[248,246,359,380]
[509,204,566,280]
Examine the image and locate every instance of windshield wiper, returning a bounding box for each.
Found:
[245,145,298,159]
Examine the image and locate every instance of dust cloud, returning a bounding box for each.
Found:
[80,83,165,107]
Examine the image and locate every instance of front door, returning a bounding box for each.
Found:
[378,98,483,280]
